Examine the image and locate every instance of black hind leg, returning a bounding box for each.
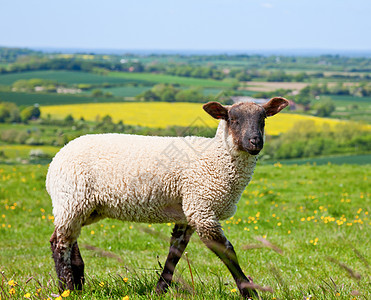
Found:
[71,242,85,290]
[50,229,75,291]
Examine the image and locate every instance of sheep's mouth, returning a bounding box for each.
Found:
[247,149,261,155]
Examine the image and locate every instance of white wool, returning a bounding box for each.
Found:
[46,120,257,239]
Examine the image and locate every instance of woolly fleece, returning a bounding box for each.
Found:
[46,120,257,241]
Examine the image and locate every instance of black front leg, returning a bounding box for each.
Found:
[156,224,195,293]
[197,222,258,299]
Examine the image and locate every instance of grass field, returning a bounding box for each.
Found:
[324,95,371,123]
[108,72,235,88]
[0,163,369,299]
[0,71,141,86]
[0,91,129,106]
[0,144,60,159]
[265,154,371,165]
[241,81,308,92]
[40,102,353,135]
[81,86,151,97]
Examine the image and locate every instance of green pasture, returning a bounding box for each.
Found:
[0,91,127,106]
[84,87,223,98]
[0,163,370,299]
[81,86,150,98]
[326,95,371,122]
[0,70,141,86]
[237,90,259,97]
[108,71,235,88]
[266,153,371,165]
[202,88,223,96]
[327,95,371,108]
[0,144,59,159]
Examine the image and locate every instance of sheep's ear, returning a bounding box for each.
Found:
[203,101,229,120]
[263,97,289,117]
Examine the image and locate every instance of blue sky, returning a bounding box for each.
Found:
[1,0,370,51]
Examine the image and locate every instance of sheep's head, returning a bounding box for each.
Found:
[203,97,289,155]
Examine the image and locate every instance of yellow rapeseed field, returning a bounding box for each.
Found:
[41,102,350,135]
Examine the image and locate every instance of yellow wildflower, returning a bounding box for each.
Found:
[9,288,16,294]
[231,288,237,293]
[61,289,70,297]
[122,296,129,300]
[123,277,129,283]
[8,280,17,286]
[99,282,105,287]
[24,292,31,298]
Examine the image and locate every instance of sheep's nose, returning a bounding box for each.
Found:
[249,137,258,146]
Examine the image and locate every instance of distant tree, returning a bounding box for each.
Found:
[314,99,336,117]
[175,88,203,102]
[102,114,113,123]
[64,114,74,124]
[267,71,289,82]
[0,102,21,123]
[20,105,41,122]
[294,72,308,82]
[92,89,103,97]
[12,78,58,92]
[294,86,312,106]
[161,90,176,102]
[136,90,159,101]
[235,71,252,82]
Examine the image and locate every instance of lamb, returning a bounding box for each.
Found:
[46,97,289,299]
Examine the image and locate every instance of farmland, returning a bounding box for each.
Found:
[242,81,308,92]
[108,71,235,88]
[0,48,370,299]
[0,163,370,299]
[81,86,150,98]
[0,70,143,86]
[0,91,129,106]
[40,102,356,135]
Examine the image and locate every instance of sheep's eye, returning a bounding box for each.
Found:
[230,118,239,125]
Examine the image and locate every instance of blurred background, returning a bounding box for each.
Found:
[0,0,370,164]
[1,2,370,300]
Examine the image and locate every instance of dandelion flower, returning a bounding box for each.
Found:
[91,230,95,235]
[61,289,70,297]
[24,292,31,298]
[123,296,129,300]
[99,282,105,287]
[123,277,129,283]
[231,288,237,293]
[8,280,17,286]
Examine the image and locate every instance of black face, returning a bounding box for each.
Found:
[228,103,266,155]
[203,97,289,156]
